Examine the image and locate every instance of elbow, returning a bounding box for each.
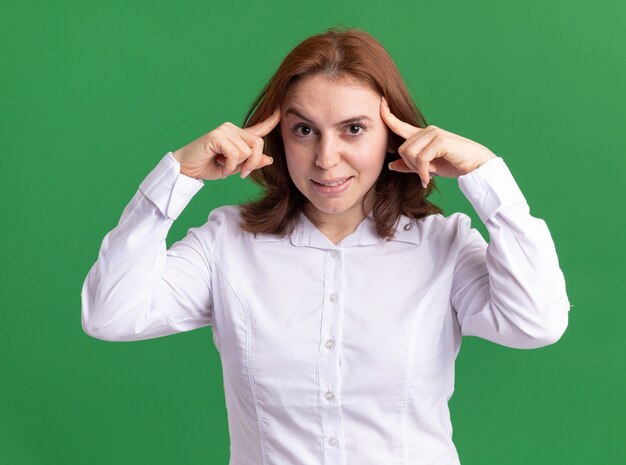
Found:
[81,287,125,342]
[531,273,571,348]
[81,307,118,342]
[82,314,132,342]
[82,312,105,340]
[81,274,107,340]
[81,286,103,340]
[81,294,155,343]
[81,300,134,342]
[527,317,568,348]
[521,302,570,349]
[81,273,133,342]
[82,317,101,340]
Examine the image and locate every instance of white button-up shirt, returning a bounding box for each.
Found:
[81,152,570,465]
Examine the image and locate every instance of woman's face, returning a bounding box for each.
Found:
[280,73,390,225]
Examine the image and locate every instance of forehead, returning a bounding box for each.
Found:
[283,74,379,110]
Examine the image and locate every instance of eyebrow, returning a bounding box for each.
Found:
[284,107,372,126]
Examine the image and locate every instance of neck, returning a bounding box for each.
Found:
[304,196,374,245]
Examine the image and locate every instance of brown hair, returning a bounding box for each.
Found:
[238,25,442,240]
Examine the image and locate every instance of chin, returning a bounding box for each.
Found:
[307,199,357,216]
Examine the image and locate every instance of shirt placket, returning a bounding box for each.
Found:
[319,248,346,464]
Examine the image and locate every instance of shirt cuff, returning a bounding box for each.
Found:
[457,156,528,223]
[138,152,205,220]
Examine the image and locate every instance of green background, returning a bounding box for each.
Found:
[1,0,624,463]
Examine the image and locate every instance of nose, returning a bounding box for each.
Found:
[315,134,341,169]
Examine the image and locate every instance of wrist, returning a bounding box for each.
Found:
[172,149,195,178]
[468,152,497,173]
[172,149,184,166]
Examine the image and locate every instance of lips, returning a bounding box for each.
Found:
[311,176,354,194]
[312,177,352,187]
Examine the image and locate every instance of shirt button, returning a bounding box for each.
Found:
[325,339,335,350]
[328,436,338,447]
[331,250,339,259]
[325,390,335,401]
[329,293,338,303]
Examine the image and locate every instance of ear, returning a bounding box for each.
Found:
[386,131,396,153]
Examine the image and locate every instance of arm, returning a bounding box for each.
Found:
[81,152,217,342]
[450,157,570,349]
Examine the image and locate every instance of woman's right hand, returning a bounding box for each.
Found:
[172,108,281,181]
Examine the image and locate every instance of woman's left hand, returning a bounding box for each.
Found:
[380,96,497,188]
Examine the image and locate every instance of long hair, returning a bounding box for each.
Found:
[238,26,442,240]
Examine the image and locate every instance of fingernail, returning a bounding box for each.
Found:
[241,170,251,179]
[388,162,395,171]
[421,179,428,189]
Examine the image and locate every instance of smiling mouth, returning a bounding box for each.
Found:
[312,177,352,187]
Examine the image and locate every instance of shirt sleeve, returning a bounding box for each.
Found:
[81,152,217,342]
[450,156,570,349]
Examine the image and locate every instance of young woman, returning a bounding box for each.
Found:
[81,26,570,465]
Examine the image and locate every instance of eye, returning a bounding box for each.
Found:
[290,122,367,138]
[291,124,315,138]
[346,123,366,136]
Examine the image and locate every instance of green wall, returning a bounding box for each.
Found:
[1,0,624,463]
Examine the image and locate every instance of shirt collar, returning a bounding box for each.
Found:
[254,210,421,248]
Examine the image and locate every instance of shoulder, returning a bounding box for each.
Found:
[184,205,244,251]
[207,204,284,242]
[207,204,241,222]
[204,205,246,237]
[393,212,475,247]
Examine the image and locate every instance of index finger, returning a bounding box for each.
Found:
[245,107,282,137]
[380,96,422,139]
